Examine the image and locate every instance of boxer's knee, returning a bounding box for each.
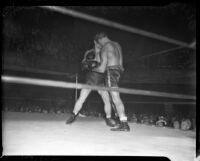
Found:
[98,91,110,104]
[111,91,122,105]
[78,89,91,104]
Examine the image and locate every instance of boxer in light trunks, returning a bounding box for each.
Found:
[93,33,130,131]
[66,43,117,127]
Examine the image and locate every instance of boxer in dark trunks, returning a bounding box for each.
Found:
[93,33,130,131]
[66,44,116,127]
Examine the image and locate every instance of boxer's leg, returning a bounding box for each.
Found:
[106,69,130,131]
[66,88,91,124]
[98,90,116,127]
[73,88,91,115]
[97,90,111,118]
[110,91,130,131]
[110,91,126,120]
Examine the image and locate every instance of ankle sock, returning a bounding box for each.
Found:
[120,116,127,122]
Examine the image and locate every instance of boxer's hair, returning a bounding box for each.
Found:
[94,32,107,42]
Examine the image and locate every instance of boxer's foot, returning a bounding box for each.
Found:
[105,118,117,127]
[110,121,130,132]
[66,112,77,124]
[114,116,121,126]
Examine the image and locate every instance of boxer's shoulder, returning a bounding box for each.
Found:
[103,41,121,52]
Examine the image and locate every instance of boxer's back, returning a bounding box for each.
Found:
[106,41,123,67]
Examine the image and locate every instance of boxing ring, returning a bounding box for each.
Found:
[2,6,196,161]
[1,74,196,161]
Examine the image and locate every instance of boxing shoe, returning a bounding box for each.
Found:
[66,112,77,124]
[110,121,130,132]
[114,116,121,126]
[105,118,117,127]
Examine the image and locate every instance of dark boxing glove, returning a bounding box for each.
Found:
[81,61,89,71]
[82,50,99,71]
[82,60,100,71]
[88,61,100,69]
[86,52,95,60]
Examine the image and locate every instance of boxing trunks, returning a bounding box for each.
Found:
[81,49,104,86]
[85,71,105,86]
[105,65,123,87]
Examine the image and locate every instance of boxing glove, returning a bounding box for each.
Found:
[81,61,89,71]
[82,60,100,71]
[86,52,95,60]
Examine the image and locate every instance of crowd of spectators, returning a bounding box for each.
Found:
[3,100,195,131]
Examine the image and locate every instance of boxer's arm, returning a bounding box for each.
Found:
[82,49,94,63]
[93,45,110,73]
[118,45,124,71]
[81,49,94,71]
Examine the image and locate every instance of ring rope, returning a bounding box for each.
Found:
[3,65,76,79]
[75,74,78,101]
[40,6,195,49]
[138,46,185,60]
[3,97,196,105]
[2,75,196,100]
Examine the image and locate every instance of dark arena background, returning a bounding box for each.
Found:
[1,4,197,161]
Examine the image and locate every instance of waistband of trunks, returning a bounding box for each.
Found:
[90,70,105,75]
[106,65,123,71]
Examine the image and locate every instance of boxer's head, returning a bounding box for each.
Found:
[94,32,108,46]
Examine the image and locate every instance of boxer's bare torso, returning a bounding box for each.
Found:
[94,41,123,73]
[106,41,123,67]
